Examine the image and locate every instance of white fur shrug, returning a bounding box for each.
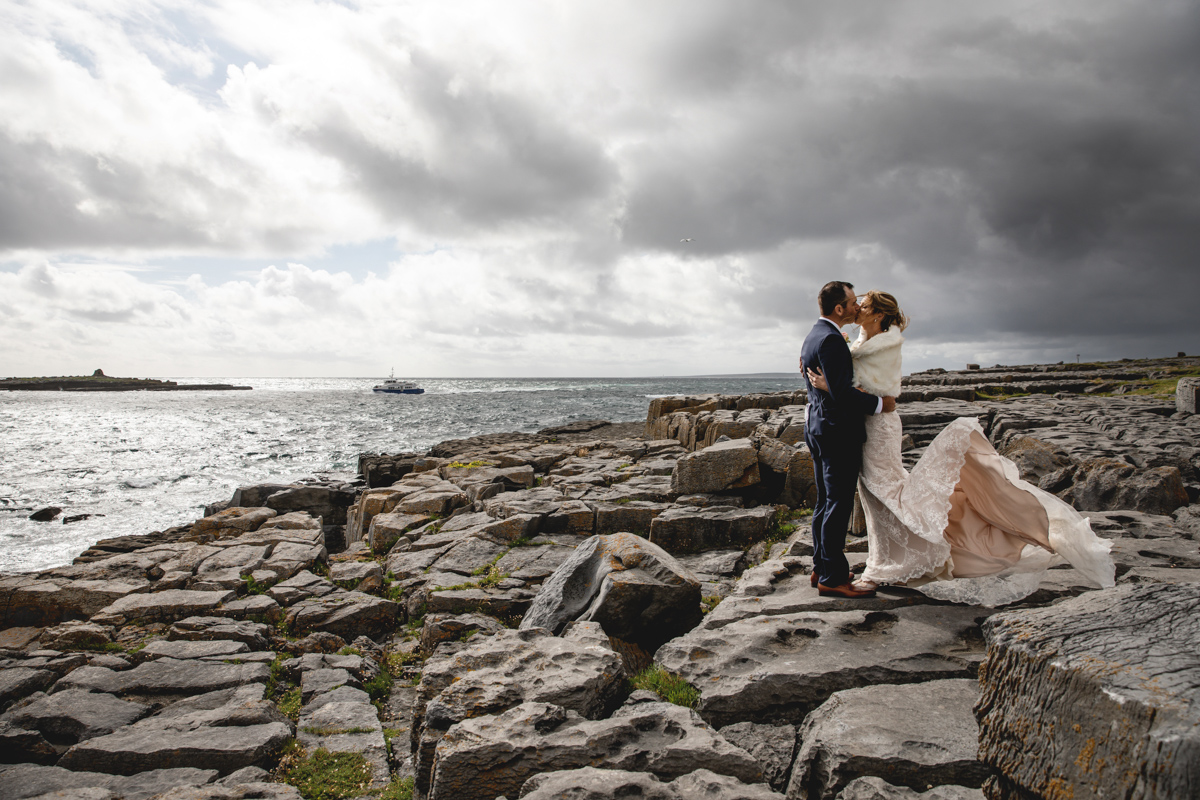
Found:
[849,326,904,398]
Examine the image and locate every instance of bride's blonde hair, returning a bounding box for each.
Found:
[864,290,908,332]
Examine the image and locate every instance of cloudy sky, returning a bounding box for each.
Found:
[2,0,1197,378]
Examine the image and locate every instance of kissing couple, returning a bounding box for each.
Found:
[800,281,1114,605]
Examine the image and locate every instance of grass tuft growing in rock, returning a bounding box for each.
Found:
[276,743,375,800]
[277,686,302,721]
[630,665,701,709]
[381,776,415,800]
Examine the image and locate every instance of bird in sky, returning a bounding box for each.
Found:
[680,238,693,242]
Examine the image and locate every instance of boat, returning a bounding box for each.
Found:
[373,370,424,394]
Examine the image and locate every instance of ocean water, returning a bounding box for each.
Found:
[0,375,797,573]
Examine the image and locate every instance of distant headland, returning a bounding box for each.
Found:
[0,368,252,392]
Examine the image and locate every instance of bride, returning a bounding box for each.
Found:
[807,290,1115,606]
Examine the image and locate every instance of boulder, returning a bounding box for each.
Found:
[520,767,785,800]
[38,621,114,650]
[656,604,989,728]
[427,701,762,800]
[367,512,428,553]
[520,533,702,651]
[28,507,62,522]
[996,436,1074,483]
[0,688,151,744]
[1178,376,1200,415]
[976,583,1200,800]
[413,623,625,795]
[649,505,777,554]
[284,590,399,640]
[788,679,988,800]
[671,438,760,494]
[1068,459,1189,516]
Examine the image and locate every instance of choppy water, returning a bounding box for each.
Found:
[0,375,796,573]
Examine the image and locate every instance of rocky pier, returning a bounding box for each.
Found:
[1,357,1197,799]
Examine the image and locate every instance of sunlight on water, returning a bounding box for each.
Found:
[0,375,796,572]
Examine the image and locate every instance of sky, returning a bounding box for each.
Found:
[2,0,1198,378]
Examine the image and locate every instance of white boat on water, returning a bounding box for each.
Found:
[373,371,424,394]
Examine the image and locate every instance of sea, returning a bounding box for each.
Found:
[0,375,799,574]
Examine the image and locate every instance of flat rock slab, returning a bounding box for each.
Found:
[700,566,941,630]
[138,639,250,661]
[91,590,235,626]
[298,691,389,790]
[58,720,292,775]
[788,679,989,800]
[521,767,785,800]
[428,701,762,800]
[0,765,218,800]
[0,688,150,745]
[656,604,991,728]
[168,616,271,649]
[284,590,398,640]
[55,657,269,696]
[976,583,1200,800]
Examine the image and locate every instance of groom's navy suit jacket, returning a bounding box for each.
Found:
[801,319,878,445]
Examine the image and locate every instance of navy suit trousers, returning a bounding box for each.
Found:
[806,429,862,587]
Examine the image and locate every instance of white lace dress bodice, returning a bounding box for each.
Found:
[849,329,1114,606]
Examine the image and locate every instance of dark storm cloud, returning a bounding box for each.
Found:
[299,44,617,234]
[617,2,1200,344]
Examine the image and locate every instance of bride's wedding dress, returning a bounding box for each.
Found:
[850,328,1115,606]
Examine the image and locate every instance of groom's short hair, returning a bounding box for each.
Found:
[819,281,854,316]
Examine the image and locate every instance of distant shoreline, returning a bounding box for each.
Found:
[0,375,251,392]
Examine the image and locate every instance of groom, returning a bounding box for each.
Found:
[801,281,895,598]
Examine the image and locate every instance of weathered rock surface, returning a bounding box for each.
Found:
[0,765,221,800]
[657,604,989,727]
[649,505,777,554]
[836,777,984,800]
[1,688,151,744]
[91,590,235,626]
[671,438,761,494]
[428,701,762,800]
[55,658,269,696]
[283,590,398,640]
[520,766,785,799]
[975,583,1199,800]
[788,679,988,800]
[520,533,701,651]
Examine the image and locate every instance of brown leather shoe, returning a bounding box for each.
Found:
[811,571,854,588]
[817,581,876,598]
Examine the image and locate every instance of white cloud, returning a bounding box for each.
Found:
[1,0,1198,376]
